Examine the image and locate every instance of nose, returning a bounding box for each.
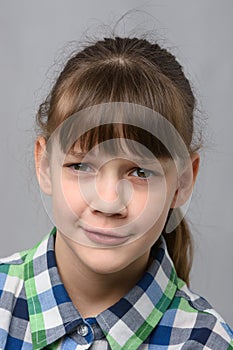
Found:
[89,175,132,217]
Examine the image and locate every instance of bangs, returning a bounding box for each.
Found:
[47,56,192,153]
[53,102,188,161]
[60,123,171,159]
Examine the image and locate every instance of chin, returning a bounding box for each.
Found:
[77,245,136,274]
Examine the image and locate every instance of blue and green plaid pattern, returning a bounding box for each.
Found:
[0,228,232,349]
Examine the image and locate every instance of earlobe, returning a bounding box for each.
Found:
[171,153,200,208]
[34,136,52,195]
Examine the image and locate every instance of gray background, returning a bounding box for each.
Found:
[0,0,232,327]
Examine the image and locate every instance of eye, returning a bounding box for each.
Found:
[67,163,94,173]
[130,168,156,179]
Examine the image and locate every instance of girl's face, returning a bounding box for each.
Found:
[39,136,182,275]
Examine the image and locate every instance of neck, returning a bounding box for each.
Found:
[55,233,149,318]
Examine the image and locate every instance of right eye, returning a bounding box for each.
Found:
[130,167,155,179]
[67,163,94,173]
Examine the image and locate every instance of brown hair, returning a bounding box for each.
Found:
[36,36,202,285]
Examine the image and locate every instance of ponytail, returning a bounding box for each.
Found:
[163,208,193,286]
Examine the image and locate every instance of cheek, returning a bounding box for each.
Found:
[129,178,175,237]
[130,179,168,219]
[52,176,87,220]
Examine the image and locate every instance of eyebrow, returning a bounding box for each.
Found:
[66,150,87,158]
[66,149,172,168]
[67,149,154,161]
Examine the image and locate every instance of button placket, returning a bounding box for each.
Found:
[77,323,89,337]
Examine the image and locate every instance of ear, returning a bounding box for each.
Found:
[171,152,200,208]
[34,136,52,195]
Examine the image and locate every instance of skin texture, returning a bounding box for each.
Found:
[35,136,200,317]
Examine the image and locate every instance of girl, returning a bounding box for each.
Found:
[0,36,232,349]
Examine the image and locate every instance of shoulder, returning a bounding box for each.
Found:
[0,250,28,297]
[171,278,233,348]
[0,231,53,296]
[0,250,31,345]
[0,233,53,342]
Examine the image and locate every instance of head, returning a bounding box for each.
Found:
[35,36,200,284]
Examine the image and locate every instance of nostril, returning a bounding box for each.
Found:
[90,201,128,217]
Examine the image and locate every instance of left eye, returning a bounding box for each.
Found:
[68,163,93,172]
[131,168,155,179]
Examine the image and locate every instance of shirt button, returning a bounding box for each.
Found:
[77,324,89,337]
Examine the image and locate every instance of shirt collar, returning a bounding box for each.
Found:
[24,228,178,350]
[24,228,83,349]
[96,236,178,349]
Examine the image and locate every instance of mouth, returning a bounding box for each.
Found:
[80,225,131,246]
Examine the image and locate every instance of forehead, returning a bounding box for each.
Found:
[56,124,174,164]
[55,103,184,160]
[46,102,190,174]
[70,137,156,157]
[66,141,175,171]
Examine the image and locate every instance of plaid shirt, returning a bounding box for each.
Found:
[0,228,232,350]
